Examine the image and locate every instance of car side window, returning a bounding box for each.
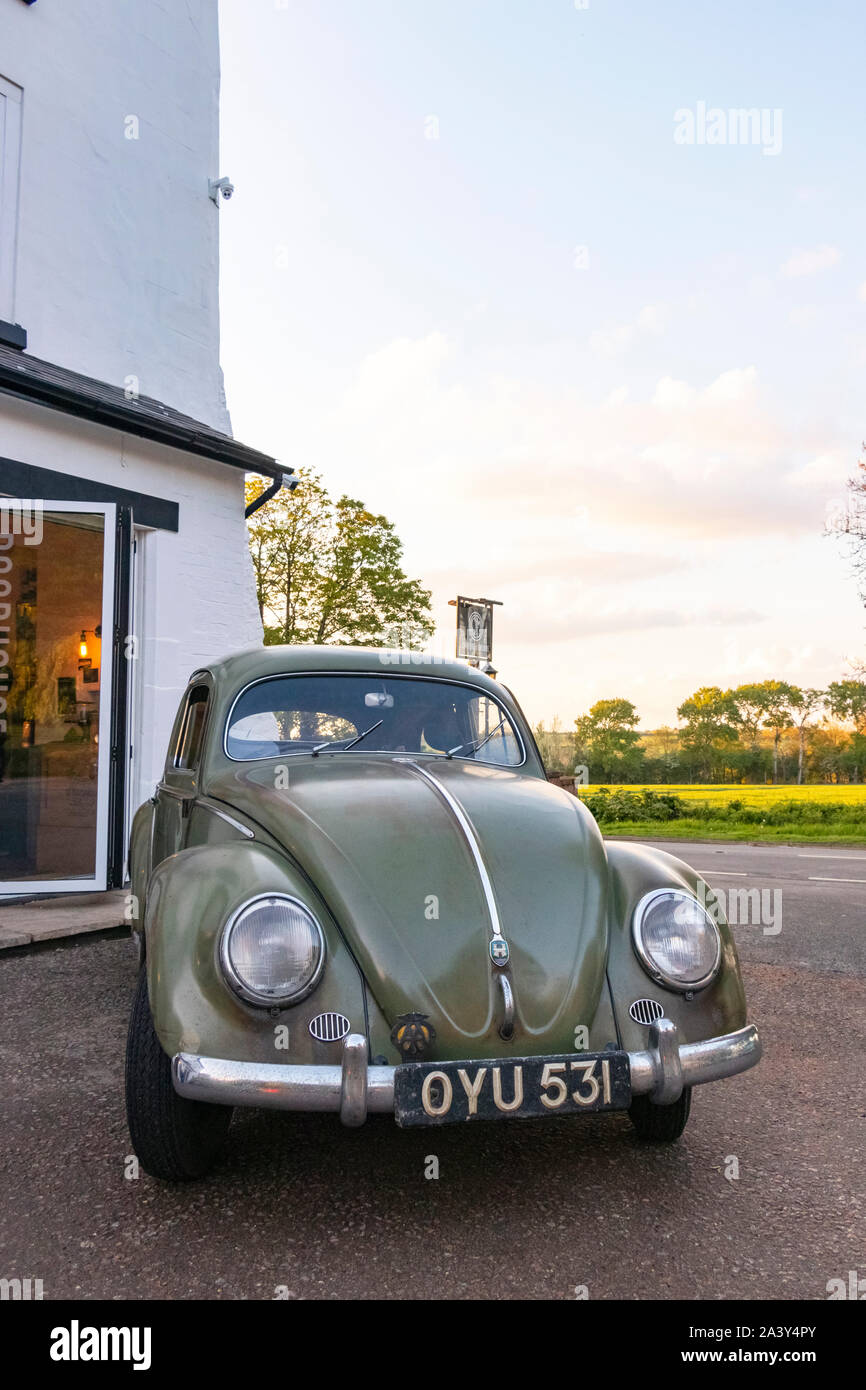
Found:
[174,685,210,770]
[468,694,521,766]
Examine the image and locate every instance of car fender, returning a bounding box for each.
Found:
[128,797,156,965]
[605,841,747,1055]
[143,841,374,1064]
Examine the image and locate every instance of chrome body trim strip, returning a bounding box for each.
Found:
[396,759,504,941]
[198,798,256,839]
[172,1023,761,1122]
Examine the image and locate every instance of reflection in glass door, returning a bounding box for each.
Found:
[0,502,116,893]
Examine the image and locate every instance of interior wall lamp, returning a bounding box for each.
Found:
[78,626,102,660]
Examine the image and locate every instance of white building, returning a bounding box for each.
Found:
[0,0,284,895]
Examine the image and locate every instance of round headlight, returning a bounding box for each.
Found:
[632,888,721,991]
[220,895,325,1006]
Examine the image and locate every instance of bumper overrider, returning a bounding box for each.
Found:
[172,1020,762,1127]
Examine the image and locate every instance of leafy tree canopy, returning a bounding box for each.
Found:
[676,687,740,776]
[826,679,866,732]
[246,470,434,648]
[575,698,644,780]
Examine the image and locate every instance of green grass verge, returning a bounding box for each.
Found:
[601,818,866,845]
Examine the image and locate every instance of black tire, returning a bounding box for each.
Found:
[628,1086,692,1142]
[125,967,232,1181]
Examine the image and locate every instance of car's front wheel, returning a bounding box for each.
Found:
[628,1086,692,1141]
[125,967,232,1181]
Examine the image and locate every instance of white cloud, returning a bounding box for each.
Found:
[343,330,452,408]
[502,603,765,646]
[652,376,696,410]
[788,305,819,327]
[286,331,862,724]
[589,303,668,356]
[703,365,759,403]
[603,385,629,407]
[779,244,841,278]
[328,339,843,547]
[589,322,638,356]
[652,365,756,411]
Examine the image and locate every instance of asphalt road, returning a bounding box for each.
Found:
[0,840,863,1301]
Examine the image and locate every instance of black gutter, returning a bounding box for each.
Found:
[245,470,298,519]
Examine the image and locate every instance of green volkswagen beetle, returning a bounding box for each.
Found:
[125,645,761,1180]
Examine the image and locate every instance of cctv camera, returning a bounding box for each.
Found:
[209,177,235,205]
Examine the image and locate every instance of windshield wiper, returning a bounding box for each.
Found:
[446,717,507,759]
[311,719,384,756]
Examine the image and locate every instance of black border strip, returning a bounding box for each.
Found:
[0,456,179,532]
[107,507,132,888]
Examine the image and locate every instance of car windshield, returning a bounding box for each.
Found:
[225,674,524,766]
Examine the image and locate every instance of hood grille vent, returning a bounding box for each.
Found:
[629,998,665,1026]
[309,1011,350,1045]
[309,1012,351,1043]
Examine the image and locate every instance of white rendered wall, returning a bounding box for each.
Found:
[0,395,263,816]
[0,0,230,432]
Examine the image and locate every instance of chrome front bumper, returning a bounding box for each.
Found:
[172,1020,761,1126]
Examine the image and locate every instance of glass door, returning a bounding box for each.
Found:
[0,501,116,894]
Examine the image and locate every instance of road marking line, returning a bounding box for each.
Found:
[808,876,866,884]
[798,853,866,860]
[695,870,748,876]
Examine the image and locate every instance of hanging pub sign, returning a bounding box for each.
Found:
[455,596,496,664]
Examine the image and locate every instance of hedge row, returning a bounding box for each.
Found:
[579,787,866,825]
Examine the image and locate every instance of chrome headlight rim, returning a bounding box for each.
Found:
[631,886,722,993]
[219,892,326,1008]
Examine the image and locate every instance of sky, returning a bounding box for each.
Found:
[217,0,866,729]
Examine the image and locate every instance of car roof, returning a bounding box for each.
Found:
[196,643,507,699]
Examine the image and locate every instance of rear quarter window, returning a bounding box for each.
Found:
[173,685,210,770]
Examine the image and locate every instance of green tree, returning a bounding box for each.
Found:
[246,470,434,648]
[534,717,577,778]
[676,686,739,780]
[574,698,644,782]
[808,723,849,783]
[787,687,825,785]
[732,680,798,781]
[732,684,769,749]
[826,679,866,732]
[755,680,797,782]
[640,726,681,780]
[826,680,866,781]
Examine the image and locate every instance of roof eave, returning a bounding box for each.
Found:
[0,356,278,477]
